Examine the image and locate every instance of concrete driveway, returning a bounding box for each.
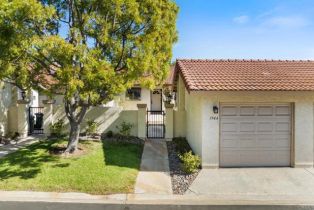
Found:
[187,168,314,198]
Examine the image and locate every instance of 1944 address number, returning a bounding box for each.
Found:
[209,116,219,120]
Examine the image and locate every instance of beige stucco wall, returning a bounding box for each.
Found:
[121,87,166,111]
[174,76,186,137]
[121,88,151,110]
[0,82,13,135]
[51,104,138,136]
[185,91,314,168]
[185,91,203,157]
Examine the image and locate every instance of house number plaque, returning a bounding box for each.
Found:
[209,116,219,120]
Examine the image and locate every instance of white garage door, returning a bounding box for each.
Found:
[220,103,291,167]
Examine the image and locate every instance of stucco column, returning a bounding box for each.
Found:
[202,99,220,169]
[294,101,314,168]
[17,100,29,138]
[137,104,147,139]
[42,100,55,136]
[165,103,174,140]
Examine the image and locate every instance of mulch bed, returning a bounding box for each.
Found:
[167,141,200,194]
[102,134,145,145]
[49,145,87,157]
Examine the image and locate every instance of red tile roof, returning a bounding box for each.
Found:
[175,59,314,91]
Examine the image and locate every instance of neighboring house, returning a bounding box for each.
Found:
[173,59,314,169]
[0,65,175,139]
[34,66,175,137]
[0,82,39,136]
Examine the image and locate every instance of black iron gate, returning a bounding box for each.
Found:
[147,111,165,138]
[28,107,44,135]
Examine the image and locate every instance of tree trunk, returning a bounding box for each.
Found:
[65,121,81,153]
[64,101,88,154]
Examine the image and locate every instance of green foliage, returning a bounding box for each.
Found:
[0,0,55,88]
[106,130,114,138]
[116,122,133,137]
[0,0,178,148]
[85,119,99,135]
[4,132,20,141]
[173,137,192,155]
[49,119,65,137]
[0,0,178,99]
[179,151,201,174]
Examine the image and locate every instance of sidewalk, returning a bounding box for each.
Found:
[1,190,314,210]
[134,139,172,194]
[0,136,41,158]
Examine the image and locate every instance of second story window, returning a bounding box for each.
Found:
[126,87,141,100]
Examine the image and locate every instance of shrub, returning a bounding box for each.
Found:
[106,130,113,138]
[179,151,201,174]
[49,119,65,137]
[173,137,191,155]
[116,122,133,137]
[11,132,20,141]
[86,119,99,135]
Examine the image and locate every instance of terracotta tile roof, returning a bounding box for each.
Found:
[175,59,314,91]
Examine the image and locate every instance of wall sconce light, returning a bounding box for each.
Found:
[21,90,26,100]
[213,105,219,114]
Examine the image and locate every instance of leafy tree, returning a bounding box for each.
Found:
[0,0,178,153]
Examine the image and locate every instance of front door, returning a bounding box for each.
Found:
[151,89,162,111]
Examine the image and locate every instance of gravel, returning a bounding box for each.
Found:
[167,141,200,194]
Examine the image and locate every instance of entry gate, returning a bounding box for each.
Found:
[147,111,165,138]
[28,107,44,135]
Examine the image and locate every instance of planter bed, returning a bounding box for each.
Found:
[167,139,200,194]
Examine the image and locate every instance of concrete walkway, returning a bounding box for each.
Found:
[0,136,40,158]
[187,168,314,198]
[134,139,172,194]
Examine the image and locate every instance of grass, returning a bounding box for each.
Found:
[0,139,143,194]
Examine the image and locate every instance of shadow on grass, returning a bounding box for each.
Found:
[101,140,143,170]
[0,140,61,180]
[0,139,143,181]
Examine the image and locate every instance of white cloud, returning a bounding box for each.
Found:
[263,16,310,28]
[233,15,249,24]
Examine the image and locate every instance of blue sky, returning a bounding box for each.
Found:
[173,0,314,60]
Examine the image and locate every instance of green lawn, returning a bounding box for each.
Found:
[0,140,143,194]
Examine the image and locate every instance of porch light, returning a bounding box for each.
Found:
[213,105,219,114]
[21,90,26,100]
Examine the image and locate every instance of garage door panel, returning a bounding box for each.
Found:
[220,103,291,167]
[275,122,290,132]
[257,122,273,132]
[221,150,290,167]
[221,122,237,132]
[257,106,273,116]
[240,106,255,116]
[275,106,290,116]
[239,122,255,132]
[221,106,238,116]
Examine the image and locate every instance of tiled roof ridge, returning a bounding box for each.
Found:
[174,58,314,92]
[176,58,314,62]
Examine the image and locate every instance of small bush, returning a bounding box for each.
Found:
[116,122,133,137]
[86,119,99,135]
[173,137,191,155]
[49,119,65,137]
[11,132,20,141]
[179,151,201,174]
[106,130,113,138]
